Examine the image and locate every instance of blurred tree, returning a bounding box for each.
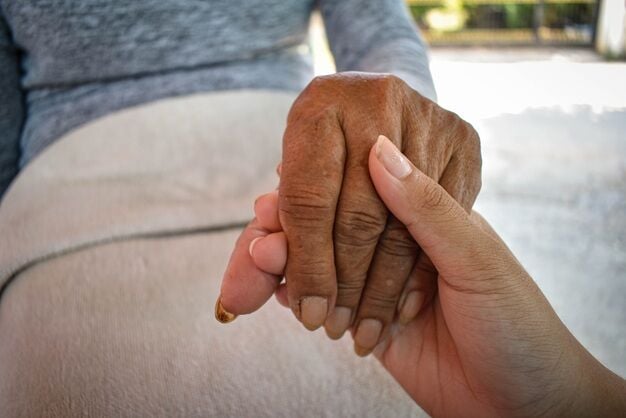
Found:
[504,4,534,28]
[425,0,468,31]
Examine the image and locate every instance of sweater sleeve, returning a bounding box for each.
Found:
[0,11,24,201]
[318,0,437,102]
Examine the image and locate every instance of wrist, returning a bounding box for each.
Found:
[584,359,626,415]
[562,343,626,416]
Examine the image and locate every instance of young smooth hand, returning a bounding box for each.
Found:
[239,135,626,417]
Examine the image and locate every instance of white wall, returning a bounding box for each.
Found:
[596,0,626,58]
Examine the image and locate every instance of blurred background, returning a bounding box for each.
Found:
[409,0,597,47]
[312,0,626,377]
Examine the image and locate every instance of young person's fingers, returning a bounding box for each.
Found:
[249,232,287,276]
[368,135,488,280]
[255,191,281,232]
[216,219,282,323]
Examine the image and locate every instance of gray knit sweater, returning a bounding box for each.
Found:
[0,0,435,198]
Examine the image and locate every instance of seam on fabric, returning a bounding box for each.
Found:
[0,221,248,302]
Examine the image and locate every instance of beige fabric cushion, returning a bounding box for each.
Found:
[0,91,424,417]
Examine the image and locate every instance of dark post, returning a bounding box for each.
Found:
[591,0,601,47]
[533,0,546,44]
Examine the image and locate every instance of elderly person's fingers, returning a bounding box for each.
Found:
[276,74,481,338]
[279,95,346,331]
[215,192,284,323]
[355,249,437,354]
[216,219,282,323]
[249,232,287,276]
[324,141,390,340]
[342,213,415,352]
[395,252,435,325]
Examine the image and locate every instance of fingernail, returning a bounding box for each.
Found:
[375,135,412,179]
[324,307,352,340]
[300,296,328,331]
[399,291,424,325]
[354,319,383,356]
[248,237,262,257]
[215,297,237,324]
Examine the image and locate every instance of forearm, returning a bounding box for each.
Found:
[584,356,626,416]
[347,37,437,102]
[556,335,626,417]
[319,0,436,101]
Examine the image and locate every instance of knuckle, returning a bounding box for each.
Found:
[470,176,483,205]
[311,74,331,86]
[300,75,340,101]
[305,75,330,93]
[458,125,483,206]
[442,121,482,210]
[377,222,417,258]
[449,117,481,158]
[335,279,366,306]
[286,98,335,128]
[334,207,385,245]
[287,77,341,125]
[287,260,334,289]
[372,73,404,102]
[461,124,482,165]
[279,187,335,225]
[460,118,479,140]
[377,73,402,88]
[468,129,483,176]
[467,124,481,150]
[360,286,400,314]
[414,256,438,277]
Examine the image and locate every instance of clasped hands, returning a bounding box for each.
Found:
[217,72,481,347]
[215,73,626,417]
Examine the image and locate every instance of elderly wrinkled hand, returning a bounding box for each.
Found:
[216,72,481,348]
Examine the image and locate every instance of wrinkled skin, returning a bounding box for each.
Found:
[220,72,481,346]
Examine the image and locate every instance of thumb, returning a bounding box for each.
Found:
[368,135,491,281]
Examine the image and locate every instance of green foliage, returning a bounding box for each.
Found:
[409,5,437,19]
[503,4,534,28]
[409,5,439,27]
[409,2,594,29]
